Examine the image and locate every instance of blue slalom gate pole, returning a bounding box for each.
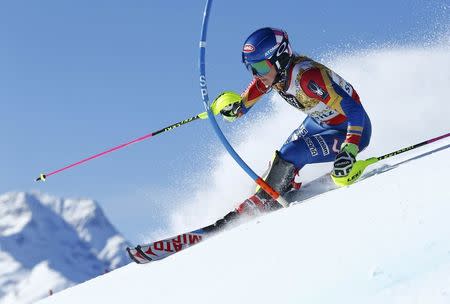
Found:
[198,0,288,207]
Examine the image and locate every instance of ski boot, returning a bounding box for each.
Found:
[237,151,298,216]
[206,152,298,232]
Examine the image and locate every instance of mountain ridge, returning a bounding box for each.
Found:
[0,192,130,304]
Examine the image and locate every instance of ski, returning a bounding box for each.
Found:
[127,224,220,264]
[126,176,331,265]
[126,172,346,264]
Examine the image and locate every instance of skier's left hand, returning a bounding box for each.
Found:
[332,143,359,177]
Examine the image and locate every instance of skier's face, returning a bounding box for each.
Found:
[255,63,277,87]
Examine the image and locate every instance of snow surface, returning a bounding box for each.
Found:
[0,193,130,303]
[38,138,449,304]
[38,39,450,303]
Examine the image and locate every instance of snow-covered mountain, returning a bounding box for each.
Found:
[0,192,130,304]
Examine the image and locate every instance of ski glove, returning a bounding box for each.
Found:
[332,143,359,177]
[220,101,243,122]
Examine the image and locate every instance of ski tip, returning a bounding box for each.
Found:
[35,173,46,182]
[126,247,141,264]
[126,246,154,264]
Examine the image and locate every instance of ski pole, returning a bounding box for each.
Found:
[332,132,450,186]
[35,112,207,182]
[36,97,238,182]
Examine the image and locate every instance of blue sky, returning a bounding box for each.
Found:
[1,0,448,242]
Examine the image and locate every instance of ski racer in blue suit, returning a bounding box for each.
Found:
[215,27,372,218]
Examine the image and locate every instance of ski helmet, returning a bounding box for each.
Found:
[242,27,294,77]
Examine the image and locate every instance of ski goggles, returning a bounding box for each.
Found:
[245,59,272,76]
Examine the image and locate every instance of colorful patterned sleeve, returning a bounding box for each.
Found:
[239,77,269,115]
[299,67,366,147]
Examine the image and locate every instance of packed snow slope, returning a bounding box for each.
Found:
[0,192,130,304]
[39,140,449,303]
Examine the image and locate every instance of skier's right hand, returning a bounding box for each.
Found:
[332,143,359,178]
[220,101,243,122]
[211,91,244,122]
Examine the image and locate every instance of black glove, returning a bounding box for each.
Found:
[332,143,359,177]
[220,101,243,122]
